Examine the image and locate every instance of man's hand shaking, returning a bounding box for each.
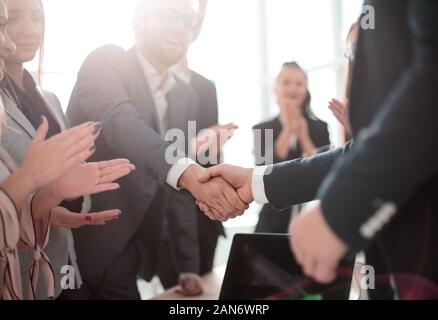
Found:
[182,164,254,221]
[186,163,350,285]
[178,164,251,221]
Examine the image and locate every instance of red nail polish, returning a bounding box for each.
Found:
[85,215,92,222]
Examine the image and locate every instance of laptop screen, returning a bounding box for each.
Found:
[219,234,355,300]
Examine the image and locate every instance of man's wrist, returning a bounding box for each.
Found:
[167,158,197,190]
[245,168,255,203]
[178,163,202,190]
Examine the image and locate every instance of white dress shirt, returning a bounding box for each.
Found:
[136,49,195,190]
[171,58,192,85]
[252,166,270,204]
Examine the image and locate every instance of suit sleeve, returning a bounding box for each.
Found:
[263,144,351,210]
[318,0,438,252]
[67,47,184,184]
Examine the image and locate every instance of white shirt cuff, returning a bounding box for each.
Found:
[166,158,196,191]
[252,166,270,205]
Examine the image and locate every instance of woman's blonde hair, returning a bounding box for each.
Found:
[36,0,45,85]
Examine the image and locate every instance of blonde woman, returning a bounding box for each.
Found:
[0,0,135,300]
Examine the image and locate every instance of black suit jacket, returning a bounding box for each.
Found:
[165,71,225,275]
[264,0,438,289]
[190,71,225,236]
[66,45,197,281]
[191,71,219,134]
[253,116,330,165]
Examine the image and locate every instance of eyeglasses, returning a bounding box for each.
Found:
[152,9,199,31]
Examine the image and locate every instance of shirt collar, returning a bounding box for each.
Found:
[136,48,176,96]
[171,58,192,85]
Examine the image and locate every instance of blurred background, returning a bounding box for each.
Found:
[29,0,364,294]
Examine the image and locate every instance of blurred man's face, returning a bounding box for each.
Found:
[138,0,198,68]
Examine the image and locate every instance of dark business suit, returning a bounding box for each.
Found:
[253,116,329,234]
[66,45,197,299]
[262,0,438,298]
[157,71,225,289]
[190,71,225,275]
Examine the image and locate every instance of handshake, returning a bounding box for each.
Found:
[178,163,255,221]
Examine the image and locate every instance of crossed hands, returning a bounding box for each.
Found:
[184,164,349,284]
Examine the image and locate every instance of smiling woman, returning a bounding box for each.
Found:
[0,0,136,300]
[0,1,15,81]
[6,1,44,63]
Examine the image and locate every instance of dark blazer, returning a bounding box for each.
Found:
[263,0,438,295]
[66,45,197,281]
[253,116,330,165]
[190,71,225,239]
[164,71,224,276]
[253,116,330,233]
[191,71,219,135]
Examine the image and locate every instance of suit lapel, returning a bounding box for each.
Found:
[126,48,162,133]
[166,88,183,131]
[37,88,67,131]
[2,90,36,138]
[167,82,197,133]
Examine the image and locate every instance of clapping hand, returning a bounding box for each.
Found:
[329,99,351,135]
[51,159,136,202]
[279,98,302,136]
[50,206,122,229]
[19,117,101,192]
[2,118,102,210]
[194,123,238,160]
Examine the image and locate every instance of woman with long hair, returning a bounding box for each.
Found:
[253,62,330,234]
[0,0,135,300]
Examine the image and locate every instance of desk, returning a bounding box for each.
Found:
[152,266,225,300]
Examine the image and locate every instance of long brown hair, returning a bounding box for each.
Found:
[281,61,315,119]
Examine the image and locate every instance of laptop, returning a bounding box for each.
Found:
[219,233,355,300]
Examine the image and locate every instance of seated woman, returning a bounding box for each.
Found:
[253,62,330,234]
[0,0,135,300]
